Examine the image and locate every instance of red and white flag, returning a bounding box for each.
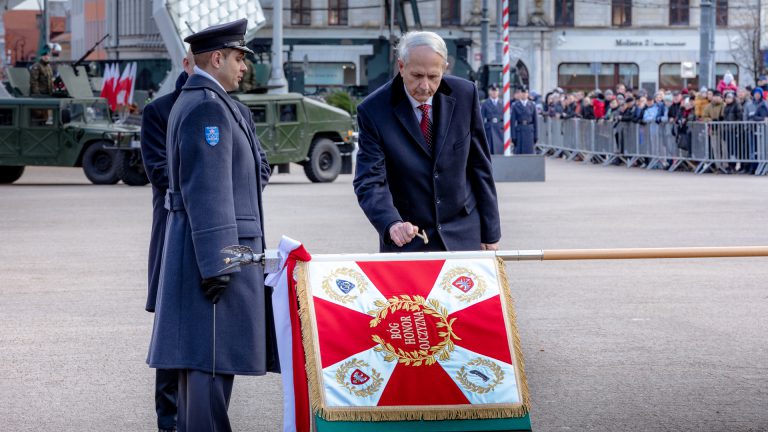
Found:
[295,251,530,422]
[100,63,118,110]
[127,62,137,106]
[115,63,132,107]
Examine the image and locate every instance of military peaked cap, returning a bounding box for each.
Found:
[184,18,254,55]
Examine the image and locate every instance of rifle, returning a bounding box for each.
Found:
[72,34,110,75]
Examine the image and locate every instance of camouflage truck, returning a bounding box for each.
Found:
[0,97,142,185]
[232,93,356,183]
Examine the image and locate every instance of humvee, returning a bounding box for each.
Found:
[232,93,356,183]
[1,64,356,184]
[0,97,142,185]
[0,64,145,185]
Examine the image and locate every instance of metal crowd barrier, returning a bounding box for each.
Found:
[536,117,768,175]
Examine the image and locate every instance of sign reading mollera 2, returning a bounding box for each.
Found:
[296,253,530,421]
[615,39,687,47]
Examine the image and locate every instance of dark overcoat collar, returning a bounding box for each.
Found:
[390,73,456,159]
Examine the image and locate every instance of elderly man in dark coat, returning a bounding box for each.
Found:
[140,50,196,432]
[511,87,538,154]
[147,19,274,431]
[354,31,501,252]
[481,84,504,154]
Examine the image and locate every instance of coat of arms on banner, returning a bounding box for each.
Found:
[295,254,530,422]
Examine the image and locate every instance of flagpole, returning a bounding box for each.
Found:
[498,246,768,261]
[221,246,768,269]
[501,0,512,156]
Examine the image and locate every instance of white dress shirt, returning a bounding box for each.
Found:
[193,65,226,92]
[404,83,434,123]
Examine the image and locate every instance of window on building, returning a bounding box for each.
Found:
[555,0,574,27]
[0,108,14,126]
[716,0,728,27]
[291,0,311,25]
[509,0,519,27]
[328,0,348,25]
[659,63,738,91]
[611,0,632,26]
[557,63,639,92]
[441,0,461,26]
[669,0,689,25]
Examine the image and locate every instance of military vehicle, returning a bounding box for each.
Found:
[0,97,142,185]
[233,92,356,183]
[0,61,146,185]
[1,60,355,184]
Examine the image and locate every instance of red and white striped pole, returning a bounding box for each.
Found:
[502,0,512,156]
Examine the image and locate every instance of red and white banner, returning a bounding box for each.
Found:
[295,251,530,422]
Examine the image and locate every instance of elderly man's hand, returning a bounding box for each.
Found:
[389,221,419,247]
[481,242,499,251]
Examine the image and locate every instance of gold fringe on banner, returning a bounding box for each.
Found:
[496,257,532,413]
[295,258,531,422]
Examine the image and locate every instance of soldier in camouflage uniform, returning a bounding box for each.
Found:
[29,47,53,96]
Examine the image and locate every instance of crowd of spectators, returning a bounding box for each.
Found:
[529,72,768,174]
[536,72,768,125]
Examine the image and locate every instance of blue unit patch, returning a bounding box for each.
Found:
[205,126,220,146]
[336,279,355,294]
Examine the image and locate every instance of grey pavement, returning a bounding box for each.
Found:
[0,159,766,431]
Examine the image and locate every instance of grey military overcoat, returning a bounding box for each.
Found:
[480,98,503,154]
[147,73,276,376]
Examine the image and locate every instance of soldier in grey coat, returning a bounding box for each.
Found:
[146,19,275,432]
[480,84,504,154]
[511,87,538,154]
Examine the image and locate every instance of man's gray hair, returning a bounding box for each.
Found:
[397,31,448,65]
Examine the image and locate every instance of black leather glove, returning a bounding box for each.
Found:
[201,275,230,304]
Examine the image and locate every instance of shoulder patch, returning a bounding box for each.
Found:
[205,126,220,146]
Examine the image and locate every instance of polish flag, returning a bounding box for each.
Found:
[115,64,131,107]
[100,64,118,110]
[127,62,137,106]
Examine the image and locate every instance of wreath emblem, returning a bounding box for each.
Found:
[368,295,461,367]
[335,358,383,397]
[322,268,368,304]
[456,357,505,394]
[440,267,487,303]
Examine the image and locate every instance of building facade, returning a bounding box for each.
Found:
[70,0,169,91]
[510,0,759,93]
[253,0,763,94]
[71,0,108,61]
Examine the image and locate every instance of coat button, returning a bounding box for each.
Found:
[436,198,441,204]
[437,224,442,230]
[434,172,439,179]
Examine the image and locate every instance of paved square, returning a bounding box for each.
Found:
[0,159,766,431]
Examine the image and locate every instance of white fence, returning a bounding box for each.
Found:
[536,117,768,175]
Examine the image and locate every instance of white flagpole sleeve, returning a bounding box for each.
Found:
[266,235,302,432]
